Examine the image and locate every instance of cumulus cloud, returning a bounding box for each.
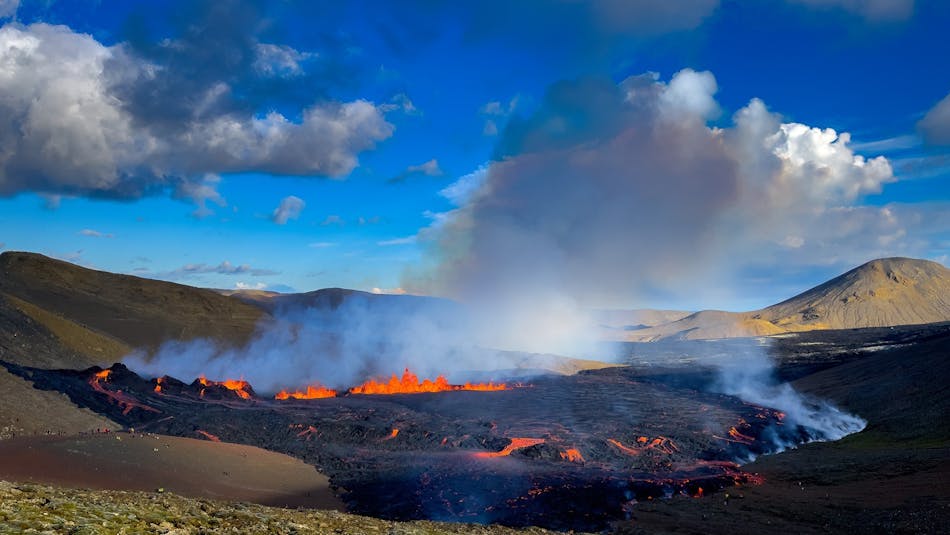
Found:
[78,229,114,239]
[271,195,305,224]
[0,22,393,205]
[918,92,950,146]
[408,69,897,316]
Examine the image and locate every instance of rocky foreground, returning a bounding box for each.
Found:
[0,481,575,535]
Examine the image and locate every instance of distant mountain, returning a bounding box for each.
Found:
[626,258,950,341]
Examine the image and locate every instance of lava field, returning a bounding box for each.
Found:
[2,361,810,531]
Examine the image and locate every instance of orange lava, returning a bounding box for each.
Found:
[153,377,164,394]
[560,448,585,462]
[275,384,337,400]
[607,436,679,456]
[474,437,545,458]
[295,425,319,441]
[195,430,221,442]
[714,425,758,445]
[197,375,253,400]
[607,438,641,456]
[349,368,507,395]
[88,368,159,416]
[384,428,400,440]
[728,426,755,444]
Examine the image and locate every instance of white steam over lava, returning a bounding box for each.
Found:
[125,294,525,393]
[712,352,866,456]
[127,69,878,446]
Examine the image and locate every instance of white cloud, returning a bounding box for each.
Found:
[731,98,894,216]
[0,23,393,204]
[850,134,919,153]
[389,159,444,183]
[380,93,418,115]
[659,68,719,120]
[308,241,336,248]
[320,215,344,226]
[271,195,305,225]
[156,261,279,280]
[253,43,314,77]
[78,229,114,239]
[439,164,489,206]
[371,287,407,295]
[175,174,226,218]
[483,120,498,136]
[780,235,805,248]
[918,91,950,146]
[378,236,417,246]
[235,281,268,290]
[0,0,18,19]
[407,159,443,176]
[481,101,503,115]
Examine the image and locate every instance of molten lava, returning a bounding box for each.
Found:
[275,384,337,400]
[714,425,757,445]
[728,426,756,444]
[560,448,585,463]
[195,430,221,442]
[293,425,319,441]
[348,368,507,395]
[607,436,679,456]
[88,368,159,416]
[474,437,545,458]
[197,375,253,400]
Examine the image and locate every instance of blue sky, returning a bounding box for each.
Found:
[1,0,949,311]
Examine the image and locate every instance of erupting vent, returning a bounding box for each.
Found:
[348,368,508,395]
[275,384,337,400]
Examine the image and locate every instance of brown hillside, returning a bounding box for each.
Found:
[760,257,950,331]
[0,252,266,350]
[625,257,950,341]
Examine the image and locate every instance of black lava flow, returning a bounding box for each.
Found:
[1,361,811,531]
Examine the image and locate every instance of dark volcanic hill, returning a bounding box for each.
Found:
[0,251,267,437]
[626,257,950,341]
[0,252,266,352]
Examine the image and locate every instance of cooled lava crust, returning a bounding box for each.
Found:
[3,362,808,531]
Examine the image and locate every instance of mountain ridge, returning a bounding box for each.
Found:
[626,257,950,341]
